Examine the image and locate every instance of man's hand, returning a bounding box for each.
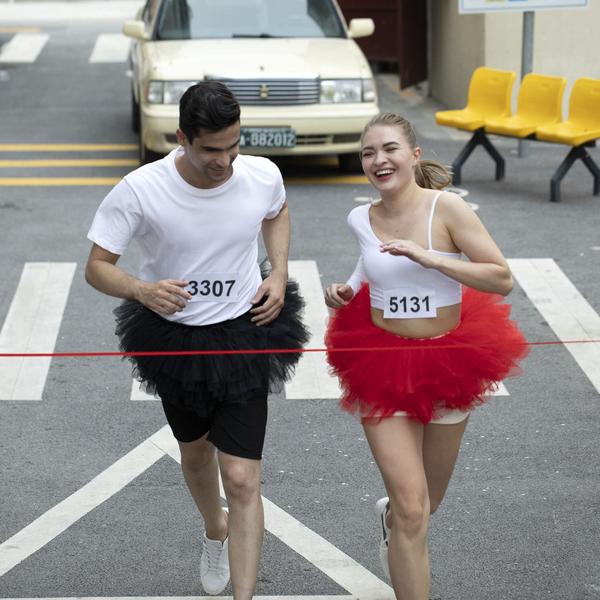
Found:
[250,273,286,326]
[325,283,354,309]
[135,279,192,315]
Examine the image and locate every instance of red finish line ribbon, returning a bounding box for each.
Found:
[0,339,598,358]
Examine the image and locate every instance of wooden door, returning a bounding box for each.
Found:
[336,0,427,88]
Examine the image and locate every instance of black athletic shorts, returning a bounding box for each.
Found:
[160,386,269,460]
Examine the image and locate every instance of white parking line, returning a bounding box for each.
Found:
[0,426,393,599]
[0,33,49,63]
[153,428,394,600]
[0,262,76,400]
[285,261,341,400]
[509,258,600,394]
[0,430,165,577]
[89,34,130,63]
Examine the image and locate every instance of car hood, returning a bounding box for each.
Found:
[145,38,372,80]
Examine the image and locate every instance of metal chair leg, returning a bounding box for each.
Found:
[580,148,600,195]
[479,133,506,180]
[550,145,600,202]
[451,131,481,185]
[549,147,579,202]
[451,129,504,185]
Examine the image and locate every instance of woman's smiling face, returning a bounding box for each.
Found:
[360,124,421,192]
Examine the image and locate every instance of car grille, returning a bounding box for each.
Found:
[214,78,320,105]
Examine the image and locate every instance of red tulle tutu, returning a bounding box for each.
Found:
[325,285,529,423]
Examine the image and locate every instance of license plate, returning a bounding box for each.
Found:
[240,128,296,148]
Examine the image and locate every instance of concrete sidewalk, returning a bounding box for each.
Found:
[377,73,487,144]
[375,72,600,203]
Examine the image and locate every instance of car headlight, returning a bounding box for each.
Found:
[362,78,376,103]
[320,79,376,103]
[146,80,197,104]
[146,81,164,104]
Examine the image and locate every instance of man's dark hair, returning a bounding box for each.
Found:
[179,81,240,143]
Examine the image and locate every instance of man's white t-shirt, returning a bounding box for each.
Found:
[87,148,286,325]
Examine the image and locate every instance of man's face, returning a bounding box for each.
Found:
[177,122,241,188]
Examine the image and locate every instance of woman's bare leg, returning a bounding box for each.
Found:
[423,417,469,514]
[364,416,430,600]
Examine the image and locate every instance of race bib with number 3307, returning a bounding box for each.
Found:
[185,273,239,303]
[383,288,437,319]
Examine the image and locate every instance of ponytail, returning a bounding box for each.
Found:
[414,160,452,190]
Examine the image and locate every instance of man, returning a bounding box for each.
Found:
[85,81,307,600]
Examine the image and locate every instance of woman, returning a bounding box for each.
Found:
[324,113,528,599]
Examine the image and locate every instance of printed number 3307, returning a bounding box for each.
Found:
[188,279,235,298]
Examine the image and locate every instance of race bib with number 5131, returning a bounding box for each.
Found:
[383,288,437,319]
[184,273,239,302]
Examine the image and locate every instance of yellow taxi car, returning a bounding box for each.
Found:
[124,0,378,171]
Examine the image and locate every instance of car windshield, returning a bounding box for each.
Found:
[155,0,345,40]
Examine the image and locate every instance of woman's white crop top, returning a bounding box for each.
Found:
[346,192,462,310]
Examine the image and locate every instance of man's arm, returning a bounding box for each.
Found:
[250,202,290,326]
[85,243,191,315]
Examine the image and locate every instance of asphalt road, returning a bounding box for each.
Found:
[0,7,599,600]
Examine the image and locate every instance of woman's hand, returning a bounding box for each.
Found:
[325,283,355,309]
[379,240,438,269]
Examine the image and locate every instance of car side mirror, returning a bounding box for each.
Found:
[123,20,148,40]
[348,18,374,39]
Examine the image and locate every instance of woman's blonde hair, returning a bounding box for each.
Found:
[361,112,452,190]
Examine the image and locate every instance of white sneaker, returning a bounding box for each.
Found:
[374,497,391,579]
[200,512,230,595]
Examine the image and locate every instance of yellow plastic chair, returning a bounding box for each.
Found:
[436,67,516,131]
[536,77,600,145]
[536,77,600,202]
[435,67,516,184]
[485,73,566,138]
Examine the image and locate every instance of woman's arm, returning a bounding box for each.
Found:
[380,194,513,296]
[325,256,365,308]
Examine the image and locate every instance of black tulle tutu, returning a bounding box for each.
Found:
[114,280,308,417]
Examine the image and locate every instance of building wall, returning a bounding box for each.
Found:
[430,1,600,110]
[429,0,485,108]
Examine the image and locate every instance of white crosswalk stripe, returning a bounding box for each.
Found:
[89,33,131,63]
[6,258,599,402]
[493,381,509,396]
[285,260,342,400]
[0,33,50,63]
[0,425,394,598]
[0,262,76,400]
[0,1,143,23]
[131,379,156,401]
[509,258,600,394]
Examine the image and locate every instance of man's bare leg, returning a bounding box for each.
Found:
[219,452,263,600]
[179,435,228,540]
